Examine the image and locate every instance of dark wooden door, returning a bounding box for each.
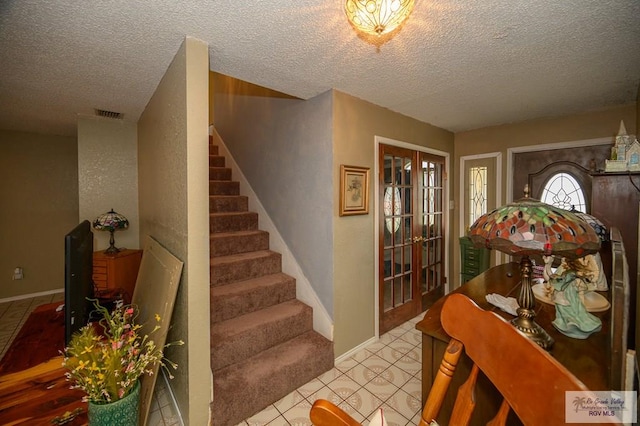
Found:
[379,144,446,334]
[514,146,638,349]
[417,151,446,309]
[512,145,610,201]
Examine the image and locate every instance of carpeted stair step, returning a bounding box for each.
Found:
[210,180,239,196]
[210,211,258,233]
[211,299,312,371]
[209,195,248,213]
[211,250,282,287]
[210,330,334,426]
[210,230,269,257]
[207,133,335,426]
[209,166,232,181]
[210,273,296,324]
[210,154,225,167]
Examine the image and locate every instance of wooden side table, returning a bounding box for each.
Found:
[93,249,143,302]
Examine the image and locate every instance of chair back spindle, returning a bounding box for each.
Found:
[311,294,592,426]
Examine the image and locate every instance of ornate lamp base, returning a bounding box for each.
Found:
[513,255,555,350]
[104,230,121,255]
[511,308,554,349]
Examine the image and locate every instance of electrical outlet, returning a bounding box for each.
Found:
[12,267,23,280]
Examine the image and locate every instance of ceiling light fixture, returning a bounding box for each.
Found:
[345,0,415,37]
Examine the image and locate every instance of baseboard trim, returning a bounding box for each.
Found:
[0,288,63,304]
[334,336,377,365]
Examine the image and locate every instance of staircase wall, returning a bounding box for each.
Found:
[212,84,335,317]
[138,37,211,426]
[210,128,334,340]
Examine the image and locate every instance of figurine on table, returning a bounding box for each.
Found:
[543,256,602,339]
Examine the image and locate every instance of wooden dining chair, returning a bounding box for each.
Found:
[310,293,591,426]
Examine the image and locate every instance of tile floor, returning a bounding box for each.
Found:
[1,294,425,426]
[237,314,424,426]
[0,292,182,426]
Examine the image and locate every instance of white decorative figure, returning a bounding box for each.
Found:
[616,121,629,160]
[606,120,639,172]
[546,257,602,339]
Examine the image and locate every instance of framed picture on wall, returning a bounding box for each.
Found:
[340,165,370,216]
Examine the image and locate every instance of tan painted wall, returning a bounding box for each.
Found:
[452,104,637,288]
[332,91,454,356]
[0,130,78,299]
[138,37,211,425]
[77,116,139,252]
[212,76,455,357]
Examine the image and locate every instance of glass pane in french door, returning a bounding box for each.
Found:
[379,144,420,334]
[418,153,445,306]
[382,151,413,312]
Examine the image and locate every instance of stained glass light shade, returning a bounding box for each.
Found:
[93,209,129,254]
[569,207,608,242]
[469,198,601,260]
[468,188,600,349]
[345,0,415,36]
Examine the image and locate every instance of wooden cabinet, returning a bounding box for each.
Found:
[459,236,490,283]
[591,172,639,349]
[93,249,143,302]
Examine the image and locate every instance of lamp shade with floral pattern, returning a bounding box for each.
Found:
[93,209,129,254]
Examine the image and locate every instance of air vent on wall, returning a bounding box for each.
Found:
[94,109,123,120]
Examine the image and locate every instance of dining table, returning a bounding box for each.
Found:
[415,262,612,425]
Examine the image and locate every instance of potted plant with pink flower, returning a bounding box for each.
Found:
[62,300,182,425]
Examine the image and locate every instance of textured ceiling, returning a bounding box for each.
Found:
[1,0,639,137]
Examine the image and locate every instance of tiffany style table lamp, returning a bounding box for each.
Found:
[93,209,129,255]
[468,186,601,349]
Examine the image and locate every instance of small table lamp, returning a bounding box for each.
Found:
[468,186,600,349]
[93,209,129,255]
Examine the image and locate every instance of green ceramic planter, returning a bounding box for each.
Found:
[88,381,140,426]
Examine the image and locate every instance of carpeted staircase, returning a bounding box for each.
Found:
[208,137,334,425]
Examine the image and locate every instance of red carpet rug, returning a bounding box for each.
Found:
[0,302,65,375]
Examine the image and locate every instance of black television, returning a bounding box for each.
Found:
[64,220,95,345]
